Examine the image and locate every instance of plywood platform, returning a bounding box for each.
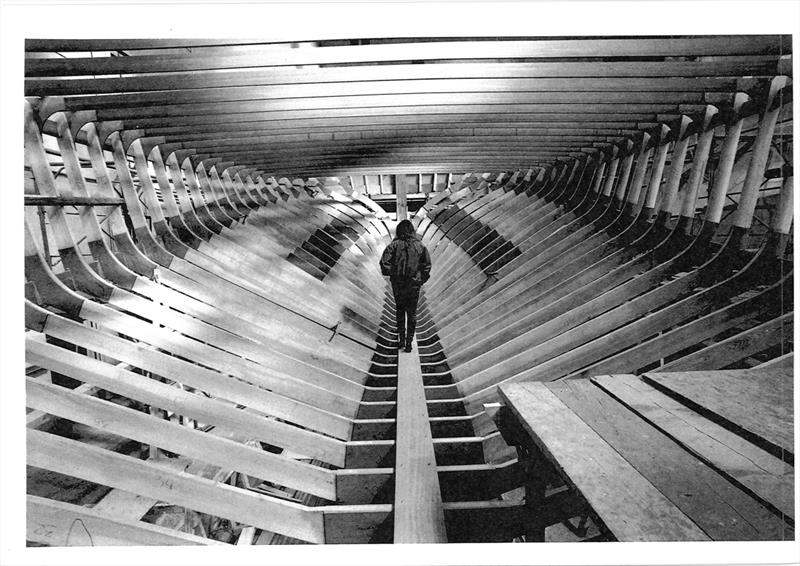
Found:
[497,369,794,542]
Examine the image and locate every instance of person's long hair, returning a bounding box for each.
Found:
[396,219,415,240]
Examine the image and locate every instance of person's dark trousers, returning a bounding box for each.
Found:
[391,281,420,349]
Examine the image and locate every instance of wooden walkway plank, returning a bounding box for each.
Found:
[393,343,448,543]
[594,374,794,521]
[498,382,710,541]
[644,368,794,458]
[547,379,789,540]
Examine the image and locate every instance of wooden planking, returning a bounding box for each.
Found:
[393,343,448,543]
[499,382,710,541]
[27,495,224,546]
[27,429,326,544]
[547,379,789,540]
[594,374,794,521]
[644,369,794,458]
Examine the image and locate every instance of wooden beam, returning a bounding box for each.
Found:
[27,429,326,544]
[94,100,681,122]
[26,378,337,500]
[24,195,125,207]
[27,495,223,546]
[393,344,447,543]
[26,36,789,76]
[26,340,348,467]
[60,87,705,112]
[159,133,623,149]
[658,314,793,374]
[27,62,780,96]
[114,110,665,130]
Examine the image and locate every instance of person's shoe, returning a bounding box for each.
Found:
[404,339,412,353]
[397,334,405,350]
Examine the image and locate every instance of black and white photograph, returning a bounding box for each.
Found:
[1,1,797,565]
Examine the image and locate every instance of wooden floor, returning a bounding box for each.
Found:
[497,368,793,542]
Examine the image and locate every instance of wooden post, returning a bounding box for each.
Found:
[600,157,620,197]
[591,161,607,194]
[705,93,749,225]
[731,76,789,238]
[641,128,671,213]
[625,133,653,211]
[657,117,693,222]
[613,151,635,203]
[678,105,719,233]
[396,176,408,221]
[772,174,793,256]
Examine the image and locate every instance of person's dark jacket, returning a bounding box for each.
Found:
[380,233,431,287]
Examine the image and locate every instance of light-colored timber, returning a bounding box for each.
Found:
[393,342,448,543]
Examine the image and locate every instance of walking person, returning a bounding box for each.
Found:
[380,219,432,352]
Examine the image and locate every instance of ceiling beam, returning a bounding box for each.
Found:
[25,36,790,76]
[26,61,787,96]
[92,102,684,122]
[46,79,741,108]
